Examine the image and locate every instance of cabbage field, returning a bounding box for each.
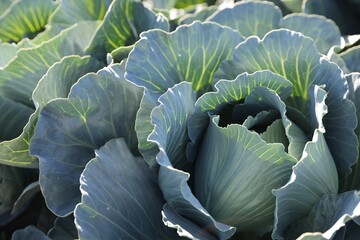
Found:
[1,0,360,239]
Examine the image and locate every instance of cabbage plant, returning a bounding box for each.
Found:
[2,0,360,239]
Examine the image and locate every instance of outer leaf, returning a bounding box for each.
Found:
[48,216,78,240]
[12,226,49,240]
[0,56,103,168]
[339,46,360,72]
[0,43,17,68]
[0,21,101,107]
[86,0,169,61]
[215,29,357,179]
[195,115,296,235]
[11,181,40,216]
[286,191,360,240]
[304,0,360,35]
[30,63,142,216]
[179,5,218,25]
[274,132,339,239]
[32,0,112,44]
[75,138,179,239]
[279,14,341,54]
[206,1,282,38]
[125,21,244,96]
[148,82,197,171]
[0,0,58,42]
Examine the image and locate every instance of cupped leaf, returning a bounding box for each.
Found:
[86,0,169,61]
[125,21,244,96]
[0,56,104,168]
[286,191,360,240]
[0,21,101,107]
[12,226,49,240]
[0,0,58,43]
[152,83,235,239]
[215,29,357,179]
[148,82,197,171]
[194,104,297,235]
[30,63,142,216]
[339,46,360,72]
[75,138,179,239]
[206,1,282,38]
[279,14,341,54]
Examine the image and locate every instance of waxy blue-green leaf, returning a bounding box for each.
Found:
[75,138,179,240]
[280,0,302,12]
[30,63,142,216]
[146,0,209,9]
[12,226,49,240]
[192,70,307,160]
[126,21,244,96]
[340,46,360,72]
[0,0,11,15]
[0,0,58,43]
[178,5,218,25]
[32,0,112,44]
[285,191,360,240]
[11,181,40,216]
[151,82,235,239]
[205,1,340,54]
[0,21,100,107]
[148,82,197,170]
[279,14,341,54]
[304,0,360,35]
[0,56,103,168]
[215,29,357,179]
[48,216,78,240]
[0,43,17,68]
[195,114,296,235]
[273,85,339,239]
[86,0,169,61]
[207,1,282,38]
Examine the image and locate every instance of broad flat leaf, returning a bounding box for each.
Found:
[0,56,103,168]
[12,226,49,240]
[75,138,179,239]
[273,133,339,239]
[0,21,101,107]
[340,46,360,72]
[47,216,78,240]
[304,0,360,35]
[206,1,282,38]
[215,29,357,179]
[148,82,196,171]
[11,181,40,216]
[0,43,17,68]
[30,63,142,216]
[86,0,169,61]
[126,21,244,96]
[286,191,360,240]
[195,115,296,235]
[0,0,58,42]
[279,14,341,54]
